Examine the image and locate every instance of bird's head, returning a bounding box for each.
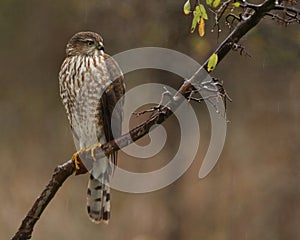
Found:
[66,31,104,57]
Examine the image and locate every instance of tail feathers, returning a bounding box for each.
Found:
[87,174,111,223]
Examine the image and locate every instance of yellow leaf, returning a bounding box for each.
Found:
[183,0,191,15]
[212,0,221,8]
[198,17,205,37]
[206,0,213,6]
[207,53,218,72]
[233,2,240,7]
[199,4,208,20]
[194,5,201,17]
[190,9,200,33]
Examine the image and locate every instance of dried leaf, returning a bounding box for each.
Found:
[198,17,205,37]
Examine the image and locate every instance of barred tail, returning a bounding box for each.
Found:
[87,174,111,223]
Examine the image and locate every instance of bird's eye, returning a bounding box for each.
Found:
[87,41,94,46]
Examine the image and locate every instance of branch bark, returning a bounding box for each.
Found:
[99,0,278,156]
[11,160,75,240]
[11,0,297,239]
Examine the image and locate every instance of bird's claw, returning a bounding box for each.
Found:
[71,148,88,175]
[86,142,102,162]
[71,143,102,175]
[72,151,81,171]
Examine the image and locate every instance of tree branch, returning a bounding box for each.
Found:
[11,0,299,239]
[274,4,300,15]
[11,161,75,240]
[100,0,279,157]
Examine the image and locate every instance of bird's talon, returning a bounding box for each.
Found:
[71,149,89,175]
[87,143,102,162]
[72,152,81,171]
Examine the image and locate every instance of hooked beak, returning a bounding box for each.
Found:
[97,42,104,51]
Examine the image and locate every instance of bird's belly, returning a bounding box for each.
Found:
[72,112,103,149]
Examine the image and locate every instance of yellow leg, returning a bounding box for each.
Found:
[86,142,102,162]
[71,143,102,175]
[72,149,89,175]
[71,151,81,171]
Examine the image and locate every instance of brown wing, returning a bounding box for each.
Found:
[99,54,125,166]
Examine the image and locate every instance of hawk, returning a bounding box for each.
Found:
[59,31,125,223]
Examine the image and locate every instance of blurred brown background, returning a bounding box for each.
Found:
[0,0,299,239]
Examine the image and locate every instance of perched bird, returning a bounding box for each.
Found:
[59,31,125,223]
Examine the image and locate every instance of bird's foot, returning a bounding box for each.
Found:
[86,142,102,162]
[72,151,81,171]
[71,148,88,175]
